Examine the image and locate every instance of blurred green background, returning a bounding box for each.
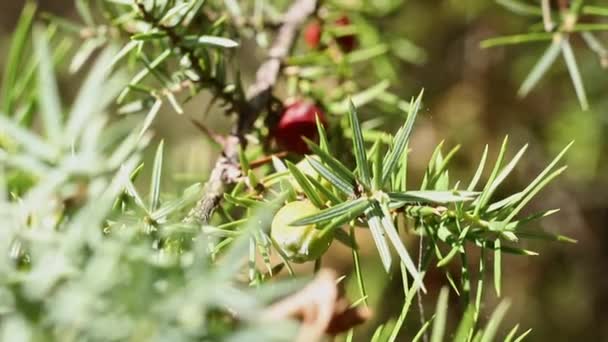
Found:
[1,0,607,340]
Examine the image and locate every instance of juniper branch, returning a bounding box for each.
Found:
[186,0,318,224]
[134,1,245,113]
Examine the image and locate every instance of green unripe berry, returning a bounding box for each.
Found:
[271,200,333,263]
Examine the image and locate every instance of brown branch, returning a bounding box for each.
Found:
[186,0,318,224]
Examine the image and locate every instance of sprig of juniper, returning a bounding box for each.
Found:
[0,1,580,341]
[224,90,573,304]
[484,0,608,110]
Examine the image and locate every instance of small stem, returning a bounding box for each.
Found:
[459,250,471,307]
[473,248,486,327]
[417,235,428,342]
[445,209,491,229]
[351,225,368,307]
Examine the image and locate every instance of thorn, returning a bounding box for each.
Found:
[249,152,289,169]
[189,118,226,147]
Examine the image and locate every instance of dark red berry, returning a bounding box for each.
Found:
[274,101,326,154]
[304,21,322,49]
[335,15,357,52]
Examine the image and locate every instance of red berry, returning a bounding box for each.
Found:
[274,101,326,154]
[304,21,322,49]
[335,15,357,52]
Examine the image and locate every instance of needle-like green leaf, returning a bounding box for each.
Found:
[412,319,434,342]
[430,287,449,342]
[149,140,164,211]
[305,155,355,196]
[484,144,528,203]
[305,138,356,184]
[421,141,445,190]
[561,39,589,110]
[378,202,425,292]
[345,44,389,64]
[388,190,477,204]
[66,47,116,142]
[223,193,262,208]
[109,40,138,70]
[196,35,239,48]
[494,238,502,297]
[124,177,148,212]
[70,37,105,73]
[468,145,489,191]
[33,27,63,144]
[519,40,561,98]
[131,31,167,41]
[151,183,202,221]
[348,101,371,187]
[428,144,460,189]
[454,305,476,342]
[487,192,523,212]
[138,98,162,140]
[117,49,171,103]
[504,208,560,229]
[0,115,59,161]
[291,198,369,226]
[371,140,382,190]
[475,136,509,215]
[286,161,325,208]
[568,23,608,32]
[504,324,520,342]
[366,210,393,272]
[514,329,533,342]
[503,142,572,222]
[481,300,511,342]
[1,1,36,114]
[315,114,329,152]
[505,165,568,223]
[388,263,423,342]
[382,90,422,185]
[159,2,190,25]
[75,0,95,26]
[513,229,576,243]
[481,32,552,48]
[583,5,608,16]
[493,244,539,256]
[496,0,542,16]
[307,175,341,204]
